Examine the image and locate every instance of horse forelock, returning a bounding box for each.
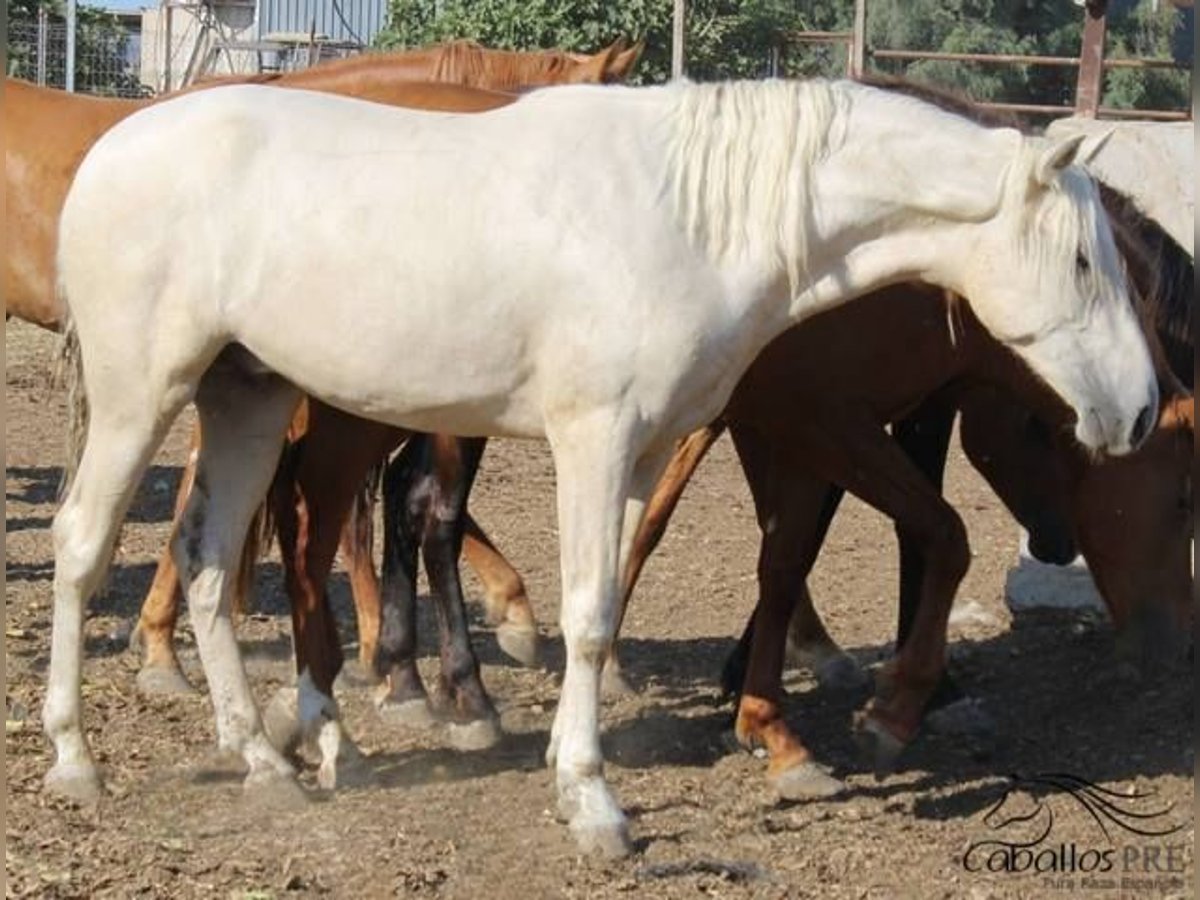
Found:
[1012,161,1125,319]
[667,79,842,294]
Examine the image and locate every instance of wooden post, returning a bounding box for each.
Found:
[671,0,686,79]
[850,0,867,78]
[1075,0,1109,117]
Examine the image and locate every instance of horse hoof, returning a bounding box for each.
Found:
[815,654,869,691]
[853,713,907,776]
[496,622,541,668]
[571,818,633,858]
[135,664,197,697]
[44,761,102,804]
[770,761,846,801]
[263,688,302,756]
[376,696,437,730]
[243,768,309,811]
[447,716,502,752]
[600,666,635,699]
[924,697,997,739]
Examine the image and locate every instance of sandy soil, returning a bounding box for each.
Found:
[5,320,1193,899]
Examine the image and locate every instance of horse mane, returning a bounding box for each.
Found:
[857,71,1024,131]
[1097,182,1194,387]
[433,40,574,87]
[668,79,840,293]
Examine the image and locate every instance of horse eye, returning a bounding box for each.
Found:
[1075,251,1091,274]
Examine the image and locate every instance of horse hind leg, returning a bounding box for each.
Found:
[130,422,201,697]
[175,360,305,801]
[44,392,189,802]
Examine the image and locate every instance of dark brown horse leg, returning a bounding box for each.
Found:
[728,423,845,799]
[892,391,965,712]
[601,422,726,695]
[374,434,436,725]
[131,422,200,696]
[420,435,501,750]
[722,483,863,696]
[461,515,541,666]
[267,400,403,787]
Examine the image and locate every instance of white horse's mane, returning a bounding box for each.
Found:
[667,79,842,293]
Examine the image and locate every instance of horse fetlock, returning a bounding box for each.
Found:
[852,708,909,776]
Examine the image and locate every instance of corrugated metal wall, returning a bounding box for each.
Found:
[255,0,388,45]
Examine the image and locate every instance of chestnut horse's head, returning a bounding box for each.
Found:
[959,385,1193,668]
[434,38,642,89]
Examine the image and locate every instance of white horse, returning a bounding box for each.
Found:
[47,79,1155,856]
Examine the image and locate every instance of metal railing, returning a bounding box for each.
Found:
[7,10,147,97]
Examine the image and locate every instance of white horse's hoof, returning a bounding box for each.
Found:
[263,687,302,756]
[447,716,502,752]
[376,696,437,729]
[571,817,633,858]
[770,761,845,801]
[815,654,869,691]
[600,665,635,699]
[496,622,541,668]
[135,664,197,697]
[244,768,308,810]
[44,761,102,804]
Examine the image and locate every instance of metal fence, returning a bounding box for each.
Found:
[7,10,147,97]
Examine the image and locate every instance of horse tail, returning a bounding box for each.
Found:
[53,312,89,500]
[230,434,298,618]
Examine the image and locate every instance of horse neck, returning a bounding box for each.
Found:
[671,81,1017,330]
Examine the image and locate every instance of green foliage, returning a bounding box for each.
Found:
[7,0,146,96]
[377,1,1191,112]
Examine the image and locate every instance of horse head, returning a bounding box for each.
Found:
[950,133,1158,458]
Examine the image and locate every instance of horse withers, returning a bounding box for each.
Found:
[49,79,1155,856]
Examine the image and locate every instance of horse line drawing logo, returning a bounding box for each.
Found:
[961,772,1190,894]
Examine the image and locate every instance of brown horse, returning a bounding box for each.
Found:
[598,188,1193,797]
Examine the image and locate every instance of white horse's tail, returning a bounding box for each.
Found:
[52,312,88,500]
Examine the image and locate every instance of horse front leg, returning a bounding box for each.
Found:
[269,400,400,789]
[420,435,502,750]
[726,423,846,800]
[543,411,648,858]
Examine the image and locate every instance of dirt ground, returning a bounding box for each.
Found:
[5,320,1193,899]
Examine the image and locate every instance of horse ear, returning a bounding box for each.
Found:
[607,39,644,80]
[1159,395,1194,432]
[1033,133,1087,187]
[1078,128,1115,166]
[574,41,621,81]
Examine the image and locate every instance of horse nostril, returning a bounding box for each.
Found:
[1128,404,1154,448]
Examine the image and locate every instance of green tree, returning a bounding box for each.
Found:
[7,0,146,97]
